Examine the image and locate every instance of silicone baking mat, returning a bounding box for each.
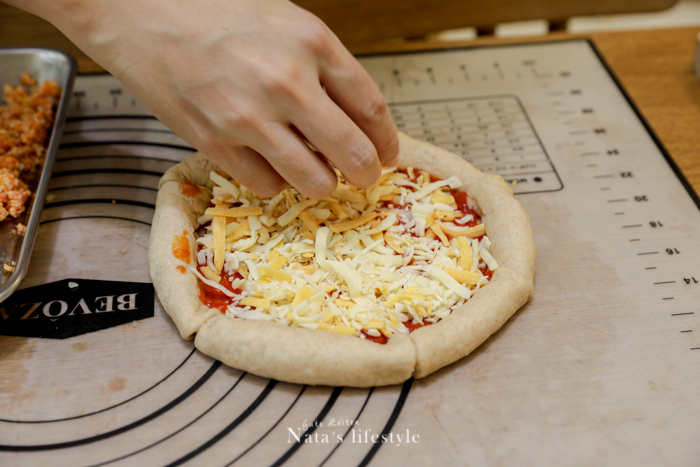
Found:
[2,39,699,466]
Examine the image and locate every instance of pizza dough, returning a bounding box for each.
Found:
[148,133,535,387]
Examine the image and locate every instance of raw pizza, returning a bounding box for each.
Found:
[149,133,535,387]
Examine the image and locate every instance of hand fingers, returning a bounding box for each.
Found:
[212,145,288,198]
[249,122,339,199]
[318,46,399,168]
[290,88,383,190]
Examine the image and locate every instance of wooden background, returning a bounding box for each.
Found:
[0,0,680,49]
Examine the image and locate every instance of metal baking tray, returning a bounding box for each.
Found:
[0,48,76,302]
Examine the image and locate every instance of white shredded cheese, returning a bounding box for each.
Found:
[190,267,237,297]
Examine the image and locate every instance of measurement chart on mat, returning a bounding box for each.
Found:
[389,95,560,193]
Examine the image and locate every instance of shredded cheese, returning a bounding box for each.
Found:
[212,216,226,272]
[192,166,500,341]
[205,206,263,218]
[330,212,378,233]
[440,222,485,238]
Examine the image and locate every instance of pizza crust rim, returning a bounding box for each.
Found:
[148,132,536,387]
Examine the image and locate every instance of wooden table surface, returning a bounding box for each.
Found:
[2,10,699,196]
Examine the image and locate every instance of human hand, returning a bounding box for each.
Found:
[35,0,399,198]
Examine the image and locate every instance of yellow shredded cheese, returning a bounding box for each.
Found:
[227,219,250,242]
[429,223,450,246]
[200,265,221,283]
[457,236,473,270]
[330,212,378,233]
[205,206,263,217]
[444,268,483,285]
[259,266,292,282]
[212,215,226,272]
[267,255,287,270]
[292,285,316,306]
[440,222,485,238]
[298,211,320,235]
[318,323,357,335]
[240,297,271,309]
